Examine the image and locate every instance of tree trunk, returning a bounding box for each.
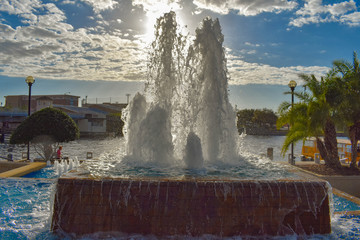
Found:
[349,122,360,169]
[316,119,341,169]
[316,137,328,163]
[323,119,341,169]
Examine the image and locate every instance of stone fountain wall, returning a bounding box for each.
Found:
[51,176,331,237]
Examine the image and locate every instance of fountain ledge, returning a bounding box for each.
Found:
[51,170,331,237]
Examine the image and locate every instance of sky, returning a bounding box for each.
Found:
[1,0,360,111]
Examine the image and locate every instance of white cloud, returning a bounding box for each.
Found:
[227,54,330,86]
[0,22,148,81]
[80,0,119,13]
[340,11,360,26]
[0,0,343,88]
[0,24,16,37]
[62,0,76,4]
[290,0,360,27]
[245,42,260,47]
[193,0,298,16]
[133,0,183,12]
[0,0,147,81]
[0,0,42,15]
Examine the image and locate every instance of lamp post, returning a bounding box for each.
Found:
[25,76,35,161]
[288,80,297,165]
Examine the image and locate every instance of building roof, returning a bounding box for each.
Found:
[53,105,106,119]
[82,103,127,113]
[0,110,27,117]
[5,94,80,98]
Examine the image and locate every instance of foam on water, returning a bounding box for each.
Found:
[0,178,55,239]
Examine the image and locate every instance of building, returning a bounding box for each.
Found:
[4,94,80,113]
[82,103,128,137]
[54,105,107,137]
[36,96,53,111]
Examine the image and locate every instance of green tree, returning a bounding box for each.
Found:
[236,108,277,134]
[253,109,277,128]
[106,112,124,137]
[10,107,80,160]
[277,72,341,169]
[333,51,360,168]
[236,109,254,134]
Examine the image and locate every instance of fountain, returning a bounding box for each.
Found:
[51,12,331,237]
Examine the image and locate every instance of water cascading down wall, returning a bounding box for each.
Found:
[51,12,332,237]
[52,176,331,236]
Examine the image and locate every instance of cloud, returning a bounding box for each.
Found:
[0,25,148,81]
[340,11,360,26]
[227,54,330,86]
[0,0,42,15]
[0,0,345,89]
[0,24,16,37]
[193,0,298,16]
[290,0,360,27]
[21,26,59,38]
[0,0,147,81]
[245,42,260,47]
[80,0,119,13]
[133,0,183,12]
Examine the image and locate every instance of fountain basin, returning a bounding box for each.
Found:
[51,173,331,237]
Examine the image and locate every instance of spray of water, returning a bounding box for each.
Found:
[123,11,239,168]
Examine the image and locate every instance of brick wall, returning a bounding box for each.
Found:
[51,177,331,237]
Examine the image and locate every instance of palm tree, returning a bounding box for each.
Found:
[333,52,360,168]
[277,72,342,169]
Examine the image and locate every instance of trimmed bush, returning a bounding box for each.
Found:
[10,107,79,144]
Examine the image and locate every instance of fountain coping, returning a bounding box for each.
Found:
[61,168,328,184]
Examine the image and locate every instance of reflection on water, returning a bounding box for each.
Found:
[238,134,303,162]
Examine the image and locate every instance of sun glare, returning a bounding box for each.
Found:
[142,4,186,45]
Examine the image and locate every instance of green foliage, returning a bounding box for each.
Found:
[10,107,80,144]
[253,109,278,127]
[237,108,277,134]
[333,51,360,125]
[236,109,254,130]
[106,112,124,137]
[277,70,342,168]
[333,51,360,168]
[277,101,311,154]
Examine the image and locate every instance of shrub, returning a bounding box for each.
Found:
[10,107,80,160]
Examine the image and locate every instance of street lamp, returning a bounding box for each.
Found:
[288,80,297,165]
[25,76,35,161]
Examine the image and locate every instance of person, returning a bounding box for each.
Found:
[57,146,63,159]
